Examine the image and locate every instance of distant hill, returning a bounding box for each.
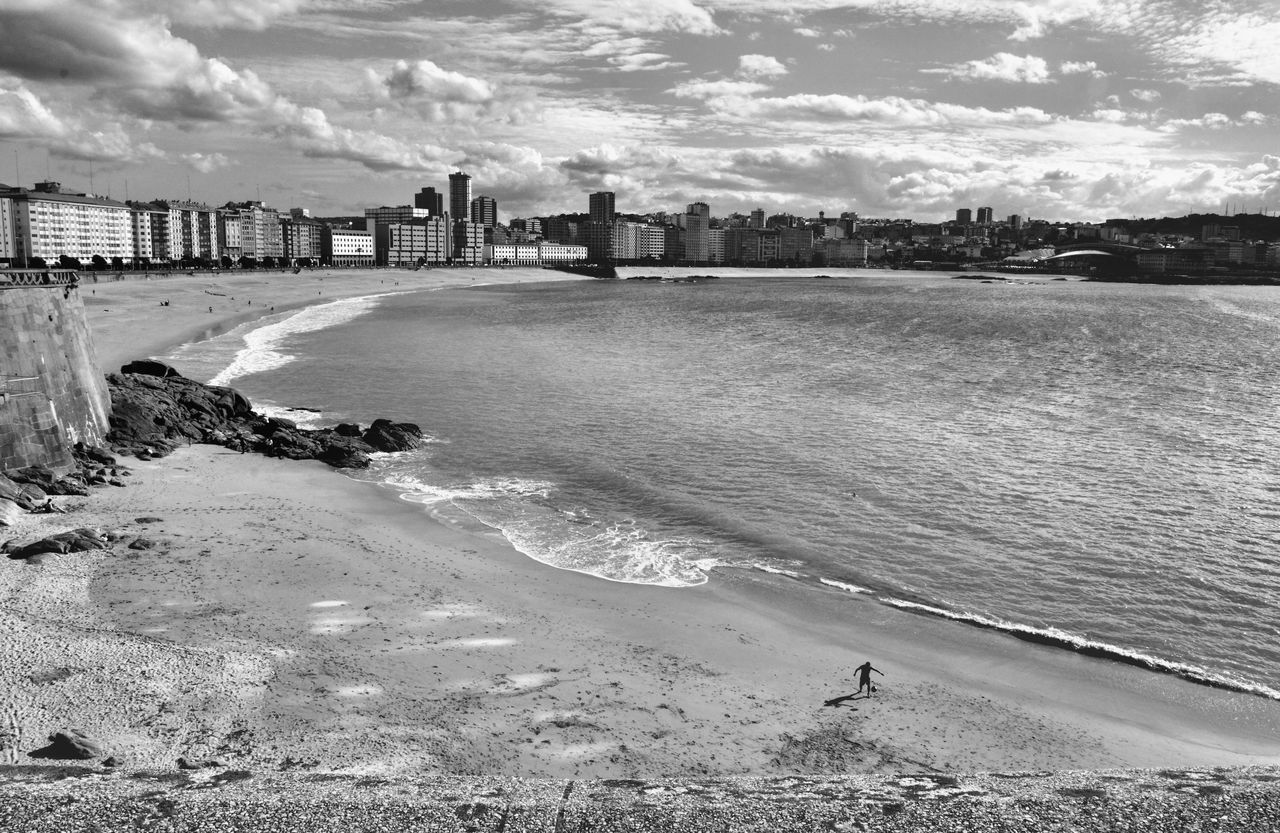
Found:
[1111,213,1280,241]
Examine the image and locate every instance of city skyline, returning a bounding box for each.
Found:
[1,2,1277,223]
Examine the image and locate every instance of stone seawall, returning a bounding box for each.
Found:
[0,273,110,471]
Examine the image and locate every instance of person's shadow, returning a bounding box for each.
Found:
[822,693,870,708]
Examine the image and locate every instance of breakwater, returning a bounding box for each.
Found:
[0,271,110,471]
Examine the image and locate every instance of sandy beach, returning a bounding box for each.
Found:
[4,266,1280,777]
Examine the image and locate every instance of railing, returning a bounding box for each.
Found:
[0,269,80,289]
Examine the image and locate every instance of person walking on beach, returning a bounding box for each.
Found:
[854,661,883,697]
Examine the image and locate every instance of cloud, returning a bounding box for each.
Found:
[376,59,493,103]
[1130,88,1161,102]
[268,99,452,171]
[155,0,309,31]
[1060,60,1104,77]
[737,54,788,78]
[0,79,162,162]
[536,0,722,36]
[932,53,1053,84]
[179,152,233,173]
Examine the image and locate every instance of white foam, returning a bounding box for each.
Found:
[819,578,874,595]
[209,293,396,387]
[387,474,554,506]
[755,564,804,578]
[881,597,1280,701]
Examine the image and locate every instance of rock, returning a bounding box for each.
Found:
[177,756,200,770]
[109,478,127,487]
[135,517,164,524]
[120,359,184,378]
[9,528,109,559]
[128,538,157,550]
[73,442,117,466]
[30,729,106,760]
[0,499,22,527]
[362,419,424,453]
[102,756,119,768]
[0,473,40,511]
[317,443,371,469]
[104,367,422,471]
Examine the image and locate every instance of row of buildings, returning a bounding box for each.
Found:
[4,175,1278,274]
[0,181,376,268]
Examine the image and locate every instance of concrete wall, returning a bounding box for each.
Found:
[0,275,110,470]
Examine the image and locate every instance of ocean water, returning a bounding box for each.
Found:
[170,270,1280,699]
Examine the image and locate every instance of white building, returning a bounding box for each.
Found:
[485,242,587,265]
[707,227,725,263]
[324,228,374,267]
[0,196,15,263]
[637,224,665,260]
[3,182,132,264]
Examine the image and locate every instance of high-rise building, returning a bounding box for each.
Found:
[684,202,710,262]
[449,171,472,220]
[976,206,993,225]
[589,191,615,225]
[955,208,972,224]
[470,195,497,227]
[1007,214,1023,231]
[750,208,765,229]
[415,187,444,216]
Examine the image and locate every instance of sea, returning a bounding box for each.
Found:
[168,268,1280,700]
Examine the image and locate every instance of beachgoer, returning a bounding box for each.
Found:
[208,305,212,313]
[854,661,884,696]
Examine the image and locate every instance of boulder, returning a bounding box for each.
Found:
[0,473,40,511]
[362,419,424,453]
[120,359,184,378]
[30,729,106,760]
[9,528,108,559]
[73,443,117,467]
[317,443,371,469]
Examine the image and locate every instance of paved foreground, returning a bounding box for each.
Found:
[1,766,1279,831]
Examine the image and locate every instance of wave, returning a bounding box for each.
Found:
[819,578,875,595]
[370,462,715,588]
[879,597,1280,701]
[208,293,396,387]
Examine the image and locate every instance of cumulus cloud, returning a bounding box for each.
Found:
[376,59,493,103]
[179,152,233,173]
[0,79,161,162]
[737,54,788,78]
[932,53,1053,84]
[1060,60,1105,77]
[1130,88,1161,102]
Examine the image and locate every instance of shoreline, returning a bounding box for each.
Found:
[3,267,1279,777]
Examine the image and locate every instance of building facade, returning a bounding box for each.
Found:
[324,228,374,267]
[683,202,710,263]
[589,192,615,225]
[376,218,451,267]
[2,182,132,265]
[283,217,325,264]
[449,172,472,221]
[485,242,588,265]
[415,187,444,216]
[470,195,497,227]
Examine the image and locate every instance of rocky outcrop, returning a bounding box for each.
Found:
[105,362,423,469]
[29,729,107,761]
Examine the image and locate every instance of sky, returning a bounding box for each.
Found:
[1,0,1278,223]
